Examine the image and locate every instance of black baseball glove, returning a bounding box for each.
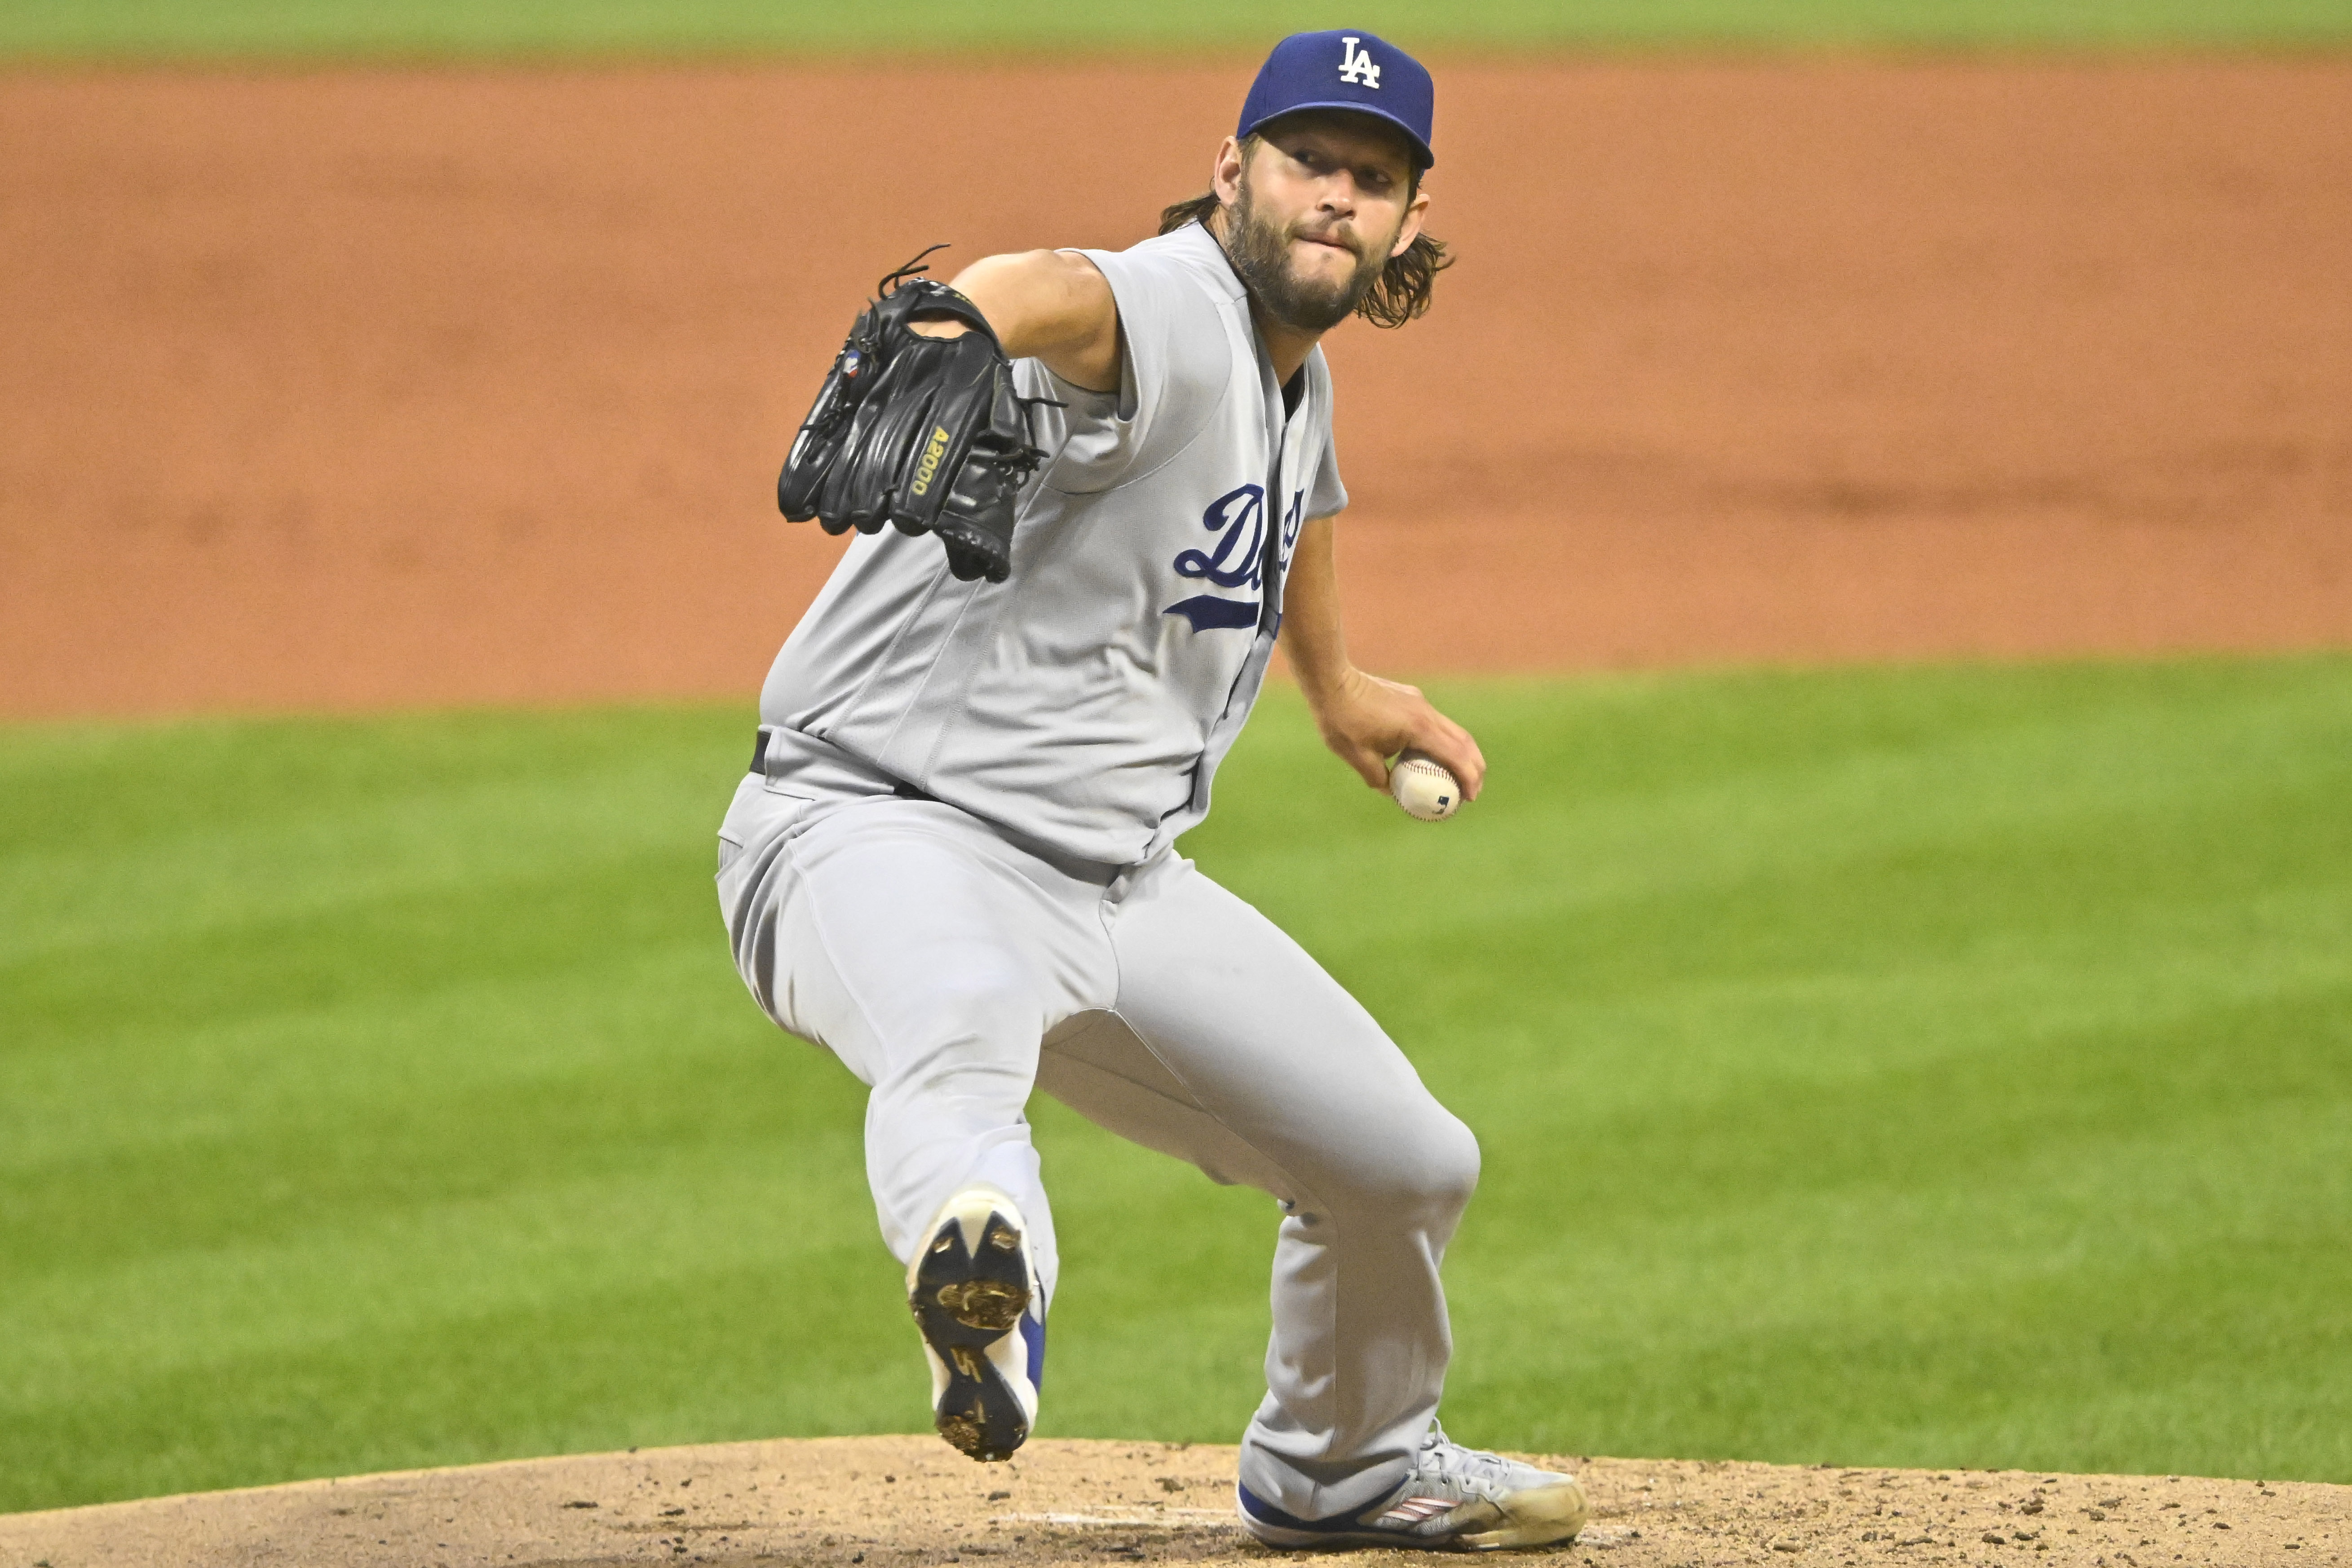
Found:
[778,247,1050,584]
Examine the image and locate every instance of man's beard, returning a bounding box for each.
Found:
[1220,176,1389,333]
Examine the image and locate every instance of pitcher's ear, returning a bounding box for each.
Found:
[1211,135,1248,204]
[1389,188,1432,259]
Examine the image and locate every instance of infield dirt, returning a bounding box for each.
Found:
[1,1435,2344,1567]
[3,60,2349,717]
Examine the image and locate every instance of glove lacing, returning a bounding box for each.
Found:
[794,245,959,456]
[882,243,1061,485]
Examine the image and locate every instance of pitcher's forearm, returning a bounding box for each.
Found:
[1278,514,1487,798]
[1279,517,1357,712]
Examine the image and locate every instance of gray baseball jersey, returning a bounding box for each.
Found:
[758,220,1347,868]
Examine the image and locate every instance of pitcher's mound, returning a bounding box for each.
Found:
[2,1434,2342,1566]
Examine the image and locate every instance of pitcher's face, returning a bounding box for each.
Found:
[1216,113,1428,333]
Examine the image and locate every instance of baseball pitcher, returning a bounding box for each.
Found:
[716,30,1587,1551]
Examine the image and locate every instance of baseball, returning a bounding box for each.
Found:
[1388,751,1462,822]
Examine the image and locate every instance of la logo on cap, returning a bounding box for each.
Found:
[1237,30,1432,167]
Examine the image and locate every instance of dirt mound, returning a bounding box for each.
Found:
[0,1435,2341,1566]
[3,60,2349,719]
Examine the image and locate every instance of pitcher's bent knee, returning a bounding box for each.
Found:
[1312,1098,1481,1221]
[1409,1105,1482,1215]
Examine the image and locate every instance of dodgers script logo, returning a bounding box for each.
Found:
[1338,36,1381,88]
[1164,483,1306,632]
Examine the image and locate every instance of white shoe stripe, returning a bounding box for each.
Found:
[1374,1496,1457,1525]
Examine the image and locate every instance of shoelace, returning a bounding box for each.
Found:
[1411,1420,1536,1502]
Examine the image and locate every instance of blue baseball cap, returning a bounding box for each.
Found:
[1238,29,1436,171]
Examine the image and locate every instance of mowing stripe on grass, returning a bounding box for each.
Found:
[2,656,2347,1511]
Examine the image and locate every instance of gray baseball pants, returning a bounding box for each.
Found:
[715,743,1480,1519]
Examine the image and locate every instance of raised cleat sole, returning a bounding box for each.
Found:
[910,1200,1035,1464]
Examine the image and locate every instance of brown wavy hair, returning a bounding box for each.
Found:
[1157,134,1451,330]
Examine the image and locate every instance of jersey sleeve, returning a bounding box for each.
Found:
[1037,243,1233,495]
[1305,349,1348,520]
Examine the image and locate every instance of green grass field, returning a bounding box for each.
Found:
[3,657,2348,1515]
[5,0,2350,60]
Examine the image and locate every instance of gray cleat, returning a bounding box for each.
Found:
[1238,1420,1589,1551]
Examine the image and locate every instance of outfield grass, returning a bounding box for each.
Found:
[4,0,2349,60]
[2,657,2349,1514]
